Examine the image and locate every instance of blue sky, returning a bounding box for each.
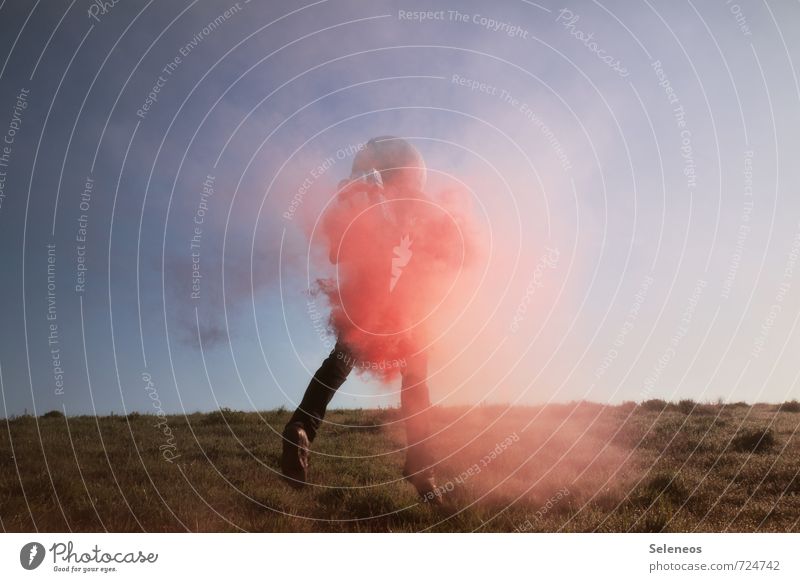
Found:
[1,0,799,416]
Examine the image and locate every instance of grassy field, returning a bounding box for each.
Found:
[1,401,799,532]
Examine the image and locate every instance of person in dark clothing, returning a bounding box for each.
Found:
[281,137,442,502]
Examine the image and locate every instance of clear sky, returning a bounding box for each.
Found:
[1,0,799,416]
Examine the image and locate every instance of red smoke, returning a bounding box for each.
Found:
[312,181,485,382]
[293,137,567,405]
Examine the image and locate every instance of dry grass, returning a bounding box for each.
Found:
[1,402,798,532]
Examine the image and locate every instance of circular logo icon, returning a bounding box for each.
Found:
[20,542,46,570]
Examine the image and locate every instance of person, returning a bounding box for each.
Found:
[281,136,442,503]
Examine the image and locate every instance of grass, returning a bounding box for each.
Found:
[1,402,799,532]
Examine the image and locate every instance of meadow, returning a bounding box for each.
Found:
[1,401,799,532]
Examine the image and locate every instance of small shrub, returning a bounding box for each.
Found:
[675,399,696,414]
[779,400,800,413]
[641,399,668,412]
[202,407,248,425]
[634,473,689,507]
[732,427,775,453]
[41,410,65,419]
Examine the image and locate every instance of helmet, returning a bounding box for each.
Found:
[349,136,427,191]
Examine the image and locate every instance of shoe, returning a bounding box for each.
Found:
[281,422,310,488]
[403,463,443,505]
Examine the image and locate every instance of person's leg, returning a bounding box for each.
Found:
[282,340,353,487]
[400,351,440,502]
[286,340,354,441]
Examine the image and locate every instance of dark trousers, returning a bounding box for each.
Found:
[286,341,433,470]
